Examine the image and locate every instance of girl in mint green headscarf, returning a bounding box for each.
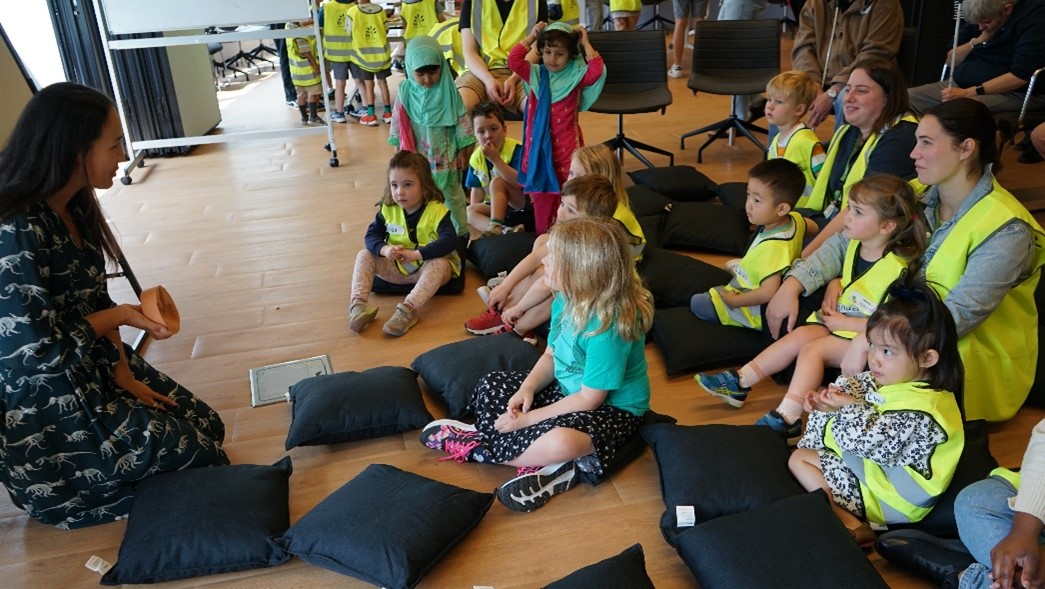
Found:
[508,22,607,235]
[389,35,476,236]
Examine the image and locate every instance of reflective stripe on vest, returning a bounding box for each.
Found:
[381,202,463,277]
[823,381,964,524]
[402,0,439,39]
[471,0,538,69]
[287,34,321,87]
[925,184,1045,421]
[769,126,821,197]
[429,17,467,74]
[710,212,806,329]
[348,5,391,71]
[323,1,355,61]
[799,114,923,213]
[806,241,907,339]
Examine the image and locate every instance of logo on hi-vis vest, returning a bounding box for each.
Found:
[412,14,429,29]
[365,24,380,40]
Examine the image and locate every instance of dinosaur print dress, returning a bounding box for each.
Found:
[0,202,228,529]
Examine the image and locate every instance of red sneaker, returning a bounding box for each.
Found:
[464,307,504,335]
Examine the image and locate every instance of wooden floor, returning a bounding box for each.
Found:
[2,36,1044,588]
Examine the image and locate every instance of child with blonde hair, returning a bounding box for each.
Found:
[569,144,646,258]
[697,175,928,442]
[349,151,461,336]
[765,70,827,198]
[791,276,965,546]
[422,216,654,512]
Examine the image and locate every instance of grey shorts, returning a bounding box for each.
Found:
[673,0,708,19]
[331,61,351,80]
[349,62,392,80]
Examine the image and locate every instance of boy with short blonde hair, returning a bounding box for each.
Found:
[765,70,826,198]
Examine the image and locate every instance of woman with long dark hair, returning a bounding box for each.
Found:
[0,83,228,529]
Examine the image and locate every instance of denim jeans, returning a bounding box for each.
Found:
[955,475,1045,589]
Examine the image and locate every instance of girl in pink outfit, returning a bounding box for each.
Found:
[508,22,606,234]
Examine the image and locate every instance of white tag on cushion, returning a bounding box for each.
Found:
[85,555,113,575]
[677,505,696,527]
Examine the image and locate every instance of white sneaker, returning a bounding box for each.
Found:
[497,461,578,512]
[476,286,491,306]
[668,64,684,78]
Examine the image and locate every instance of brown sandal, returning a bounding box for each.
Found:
[848,523,876,548]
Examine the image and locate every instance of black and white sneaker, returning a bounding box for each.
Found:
[497,460,577,512]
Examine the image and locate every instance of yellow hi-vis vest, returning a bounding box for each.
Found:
[470,0,538,69]
[925,184,1045,421]
[429,17,467,74]
[710,212,805,329]
[323,0,356,62]
[799,114,925,213]
[381,202,463,276]
[823,381,964,524]
[402,0,439,40]
[613,203,647,261]
[610,0,641,12]
[807,240,908,339]
[287,32,321,88]
[549,0,580,25]
[769,125,822,198]
[468,137,521,188]
[348,4,391,71]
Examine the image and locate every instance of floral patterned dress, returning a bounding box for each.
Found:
[0,202,228,529]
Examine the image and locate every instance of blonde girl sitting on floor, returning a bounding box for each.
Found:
[348,151,461,336]
[422,216,654,512]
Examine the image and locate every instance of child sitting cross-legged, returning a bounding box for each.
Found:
[790,275,966,547]
[421,216,654,512]
[689,158,806,331]
[697,175,928,443]
[348,151,461,336]
[464,102,527,238]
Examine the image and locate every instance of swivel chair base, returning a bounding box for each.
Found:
[602,114,674,168]
[680,115,767,163]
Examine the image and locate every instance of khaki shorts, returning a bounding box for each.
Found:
[296,84,323,100]
[455,67,524,114]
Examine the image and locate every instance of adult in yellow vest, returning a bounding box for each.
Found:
[911,98,1045,422]
[798,58,919,257]
[455,0,549,112]
[428,16,467,75]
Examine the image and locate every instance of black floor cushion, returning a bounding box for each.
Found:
[543,544,655,588]
[649,306,767,375]
[638,247,731,309]
[660,201,752,255]
[628,165,718,202]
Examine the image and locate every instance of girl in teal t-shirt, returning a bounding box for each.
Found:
[419,217,654,512]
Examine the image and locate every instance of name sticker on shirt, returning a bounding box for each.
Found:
[386,222,406,236]
[733,265,751,286]
[848,292,878,316]
[676,505,696,527]
[866,392,885,406]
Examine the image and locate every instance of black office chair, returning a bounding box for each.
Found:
[588,30,675,168]
[208,41,248,84]
[636,0,674,31]
[679,19,780,163]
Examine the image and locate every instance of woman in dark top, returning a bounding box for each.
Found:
[0,83,228,529]
[798,57,920,256]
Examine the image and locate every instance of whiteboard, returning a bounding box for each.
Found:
[100,0,312,35]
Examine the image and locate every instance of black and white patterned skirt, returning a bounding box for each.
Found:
[472,371,642,476]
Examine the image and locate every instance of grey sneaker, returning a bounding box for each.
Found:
[308,115,326,126]
[497,460,578,512]
[480,223,504,238]
[382,303,417,336]
[349,302,378,332]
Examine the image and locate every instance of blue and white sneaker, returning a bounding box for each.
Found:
[695,370,749,408]
[497,460,577,512]
[754,410,802,445]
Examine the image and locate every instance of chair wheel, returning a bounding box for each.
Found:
[120,176,132,185]
[329,158,339,167]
